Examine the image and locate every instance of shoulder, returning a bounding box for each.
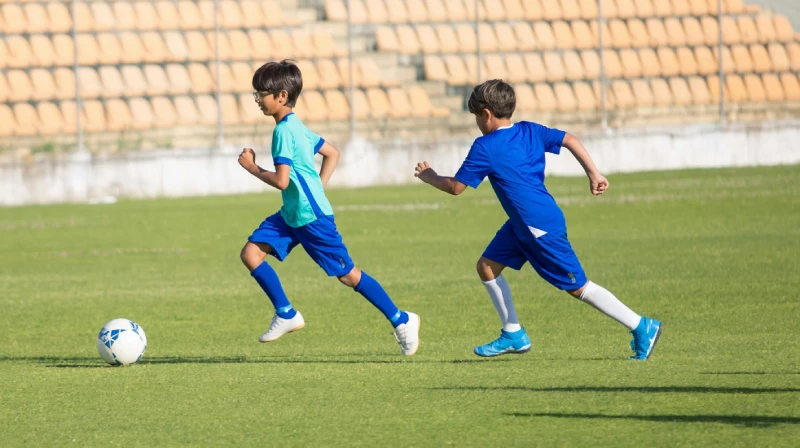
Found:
[273,122,295,140]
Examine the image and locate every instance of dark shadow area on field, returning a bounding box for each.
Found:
[430,386,800,394]
[701,371,800,375]
[505,412,800,428]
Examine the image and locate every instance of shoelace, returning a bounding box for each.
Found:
[393,326,410,348]
[267,315,283,334]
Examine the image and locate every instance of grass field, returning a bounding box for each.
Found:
[1,165,798,446]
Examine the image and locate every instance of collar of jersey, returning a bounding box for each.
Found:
[496,123,514,131]
[279,112,295,123]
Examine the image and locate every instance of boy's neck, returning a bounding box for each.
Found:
[486,118,512,134]
[272,107,294,124]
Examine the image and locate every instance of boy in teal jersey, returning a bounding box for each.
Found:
[238,60,420,355]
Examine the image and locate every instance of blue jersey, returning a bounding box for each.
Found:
[455,122,567,239]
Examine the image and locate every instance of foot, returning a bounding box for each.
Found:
[393,312,420,355]
[474,328,532,357]
[629,317,662,360]
[259,311,305,343]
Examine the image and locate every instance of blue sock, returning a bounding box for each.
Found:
[251,262,296,319]
[354,272,409,328]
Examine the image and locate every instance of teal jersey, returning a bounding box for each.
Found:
[271,113,333,228]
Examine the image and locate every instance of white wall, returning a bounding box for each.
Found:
[2,120,799,206]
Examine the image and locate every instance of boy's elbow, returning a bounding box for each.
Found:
[276,178,290,190]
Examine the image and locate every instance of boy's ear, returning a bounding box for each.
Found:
[277,90,289,105]
[482,108,493,121]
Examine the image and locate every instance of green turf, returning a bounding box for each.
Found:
[1,165,798,446]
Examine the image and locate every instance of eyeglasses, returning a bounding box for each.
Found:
[252,91,273,101]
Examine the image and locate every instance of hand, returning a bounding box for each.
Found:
[589,173,609,196]
[238,148,256,171]
[414,161,435,182]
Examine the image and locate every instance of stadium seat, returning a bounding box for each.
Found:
[688,76,711,105]
[713,46,736,74]
[542,0,562,21]
[483,54,508,81]
[694,46,716,74]
[54,68,76,100]
[534,22,557,50]
[731,44,753,74]
[543,52,565,82]
[563,51,585,80]
[97,33,123,65]
[590,20,612,49]
[724,0,744,14]
[599,0,617,18]
[25,3,49,33]
[215,63,237,93]
[270,30,294,59]
[665,17,687,47]
[36,102,64,135]
[90,2,115,32]
[532,83,555,112]
[631,79,654,107]
[649,77,672,106]
[165,64,192,95]
[725,74,747,102]
[700,16,719,46]
[387,0,410,23]
[620,48,642,77]
[463,54,479,81]
[301,91,328,121]
[426,0,448,21]
[2,4,26,34]
[616,0,636,18]
[525,53,548,82]
[176,1,202,29]
[59,101,79,134]
[366,87,391,118]
[6,35,34,69]
[652,0,671,16]
[579,50,600,79]
[82,100,107,133]
[208,31,233,61]
[668,77,691,106]
[760,74,783,102]
[220,94,240,125]
[121,66,147,97]
[323,90,349,121]
[195,95,220,126]
[345,0,369,24]
[6,70,32,102]
[554,82,578,111]
[231,62,254,91]
[767,43,790,72]
[671,0,690,16]
[336,58,363,88]
[113,2,137,31]
[119,33,146,64]
[780,73,800,101]
[750,44,772,73]
[104,98,134,131]
[609,19,632,48]
[737,16,759,45]
[28,35,53,67]
[219,0,243,28]
[406,0,430,22]
[639,48,661,77]
[611,80,635,109]
[676,47,697,76]
[504,54,528,83]
[13,103,40,136]
[495,23,518,52]
[602,50,624,78]
[296,60,319,90]
[46,2,73,33]
[150,96,178,127]
[573,81,597,110]
[689,0,708,16]
[634,0,654,17]
[464,0,489,20]
[248,30,272,60]
[683,17,704,46]
[788,43,800,72]
[134,2,158,31]
[578,0,597,20]
[141,32,169,63]
[129,97,156,129]
[0,104,15,137]
[188,63,214,94]
[165,32,190,62]
[514,22,538,51]
[228,31,252,61]
[375,26,398,52]
[774,15,795,43]
[504,0,525,20]
[514,83,537,111]
[572,20,594,50]
[520,0,542,20]
[99,66,126,98]
[75,34,100,66]
[744,74,766,102]
[174,96,201,125]
[657,48,679,77]
[387,88,413,118]
[314,30,343,58]
[30,69,57,101]
[155,2,180,30]
[441,55,466,85]
[646,18,669,47]
[552,21,575,50]
[237,93,261,124]
[78,67,102,99]
[478,23,499,52]
[753,14,776,44]
[416,25,440,54]
[627,19,650,48]
[291,30,315,59]
[412,86,450,117]
[325,0,348,21]
[396,25,422,54]
[721,17,740,45]
[144,65,171,96]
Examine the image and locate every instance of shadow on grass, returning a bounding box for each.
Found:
[430,386,800,394]
[701,371,800,375]
[505,412,800,428]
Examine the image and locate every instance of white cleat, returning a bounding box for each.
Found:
[393,312,421,356]
[259,311,305,343]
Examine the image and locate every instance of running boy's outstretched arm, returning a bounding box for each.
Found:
[317,141,340,187]
[414,161,467,195]
[561,134,609,196]
[238,148,291,191]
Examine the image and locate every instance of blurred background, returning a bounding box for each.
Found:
[1,0,799,204]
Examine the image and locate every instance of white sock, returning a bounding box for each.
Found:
[578,281,641,330]
[483,275,522,332]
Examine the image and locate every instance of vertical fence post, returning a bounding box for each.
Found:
[475,0,481,83]
[71,0,84,150]
[597,0,608,130]
[213,0,224,149]
[718,0,726,125]
[347,0,355,139]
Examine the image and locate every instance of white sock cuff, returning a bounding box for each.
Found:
[482,277,499,286]
[579,281,597,301]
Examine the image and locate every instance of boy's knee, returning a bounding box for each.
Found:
[337,267,362,288]
[567,282,589,299]
[476,257,496,281]
[240,242,269,270]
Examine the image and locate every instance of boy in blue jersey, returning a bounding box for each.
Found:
[237,60,420,355]
[414,80,661,360]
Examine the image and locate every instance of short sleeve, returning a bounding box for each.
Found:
[307,128,326,154]
[454,142,492,188]
[528,122,566,154]
[272,125,294,166]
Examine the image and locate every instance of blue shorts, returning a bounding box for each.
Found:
[483,220,587,291]
[248,212,355,277]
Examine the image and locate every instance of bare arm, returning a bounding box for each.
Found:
[316,141,339,187]
[414,162,467,196]
[238,148,290,191]
[561,133,609,196]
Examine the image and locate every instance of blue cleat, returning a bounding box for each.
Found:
[629,317,663,360]
[474,328,532,357]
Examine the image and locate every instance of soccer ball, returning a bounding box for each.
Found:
[96,319,147,366]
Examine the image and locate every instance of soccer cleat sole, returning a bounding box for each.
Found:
[258,322,305,343]
[474,343,531,358]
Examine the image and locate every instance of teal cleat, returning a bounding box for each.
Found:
[629,317,663,360]
[474,328,532,357]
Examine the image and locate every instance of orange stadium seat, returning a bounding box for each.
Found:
[387,0,410,23]
[525,53,548,82]
[375,26,398,52]
[753,14,776,44]
[600,0,617,18]
[221,94,241,126]
[119,33,146,64]
[133,2,158,31]
[620,48,642,77]
[54,68,76,100]
[334,58,361,88]
[426,0,448,22]
[6,35,34,68]
[780,73,800,100]
[788,43,800,72]
[495,23,518,52]
[653,0,671,17]
[761,73,784,102]
[129,97,156,129]
[563,50,585,80]
[554,82,578,111]
[543,52,566,82]
[534,83,557,112]
[2,4,26,35]
[635,0,655,17]
[13,103,40,136]
[750,44,772,73]
[713,46,735,74]
[676,47,697,76]
[631,79,654,107]
[37,102,64,136]
[522,0,543,21]
[552,21,575,50]
[177,1,202,29]
[397,25,422,54]
[683,17,705,46]
[231,62,253,90]
[29,35,55,67]
[689,0,708,16]
[76,34,101,65]
[98,33,123,65]
[649,78,672,107]
[700,16,719,46]
[58,101,79,134]
[573,81,597,110]
[721,17,740,45]
[91,2,115,32]
[668,77,691,106]
[208,31,233,61]
[671,0,690,16]
[657,48,679,77]
[464,0,489,21]
[616,0,636,18]
[195,95,220,126]
[156,2,181,30]
[577,0,597,20]
[78,67,102,99]
[7,70,33,102]
[301,90,328,122]
[324,0,347,21]
[457,23,477,53]
[694,46,716,74]
[366,88,390,118]
[248,30,272,60]
[737,16,759,45]
[628,19,650,48]
[724,0,744,14]
[173,96,201,125]
[114,2,137,31]
[424,55,447,82]
[590,20,612,48]
[602,50,623,78]
[297,60,319,90]
[609,19,632,48]
[0,105,14,137]
[0,40,8,70]
[314,59,341,89]
[514,22,538,51]
[47,2,73,33]
[542,0,562,21]
[346,0,369,24]
[639,48,661,77]
[406,0,429,22]
[291,30,315,59]
[611,80,635,109]
[25,4,49,33]
[164,32,190,61]
[504,54,528,83]
[774,15,795,43]
[665,17,687,47]
[121,66,147,97]
[30,69,57,101]
[189,63,215,94]
[731,44,753,74]
[106,98,134,131]
[144,64,171,96]
[166,64,192,95]
[572,20,594,50]
[219,0,243,28]
[99,66,126,98]
[504,0,525,20]
[323,90,349,121]
[478,23,499,52]
[534,21,556,50]
[725,74,747,102]
[141,32,169,63]
[514,83,537,112]
[767,43,790,72]
[688,76,711,104]
[647,18,669,47]
[228,31,252,61]
[149,96,177,127]
[744,74,766,102]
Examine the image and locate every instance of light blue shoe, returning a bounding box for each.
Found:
[629,317,662,360]
[474,328,532,357]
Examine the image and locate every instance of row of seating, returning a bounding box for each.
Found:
[423,44,800,85]
[511,73,800,113]
[376,15,797,55]
[0,59,399,102]
[0,0,299,34]
[326,0,757,24]
[0,29,345,69]
[0,87,451,136]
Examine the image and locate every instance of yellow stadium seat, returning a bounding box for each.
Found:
[689,0,707,16]
[0,105,14,137]
[534,83,557,112]
[195,95,219,126]
[688,76,711,104]
[387,0,410,24]
[721,17,740,45]
[119,33,146,64]
[525,53,547,82]
[653,0,671,17]
[780,73,800,100]
[156,1,181,30]
[761,73,784,102]
[78,67,102,99]
[291,30,315,59]
[98,33,123,65]
[141,32,169,63]
[150,96,178,127]
[54,67,76,100]
[542,0,562,20]
[700,16,719,46]
[628,19,650,48]
[478,23,499,52]
[366,87,390,118]
[37,102,64,135]
[731,44,753,74]
[173,96,200,126]
[744,74,766,102]
[2,4,26,34]
[99,66,126,98]
[683,17,705,46]
[6,35,34,68]
[133,2,158,31]
[129,97,156,129]
[657,47,679,76]
[14,103,40,136]
[90,2,115,32]
[219,0,243,28]
[767,43,790,72]
[504,54,528,83]
[635,0,655,17]
[425,0,448,21]
[248,30,272,60]
[563,51,584,80]
[406,0,430,22]
[755,14,776,44]
[616,0,636,18]
[30,35,55,67]
[725,74,747,102]
[543,52,565,82]
[144,64,171,96]
[106,98,134,131]
[522,0,543,21]
[737,16,759,45]
[668,77,691,105]
[534,21,556,50]
[646,18,669,47]
[580,50,600,79]
[620,48,642,77]
[549,21,573,51]
[232,62,254,91]
[120,66,147,97]
[365,0,388,24]
[166,64,192,95]
[639,47,661,77]
[114,2,137,31]
[665,17,686,47]
[302,90,329,121]
[208,31,233,61]
[573,81,597,110]
[323,90,349,121]
[590,20,612,48]
[76,34,101,65]
[514,83,537,112]
[397,25,422,54]
[495,23,518,52]
[189,63,214,94]
[631,79,654,107]
[600,0,617,18]
[774,15,795,43]
[514,22,538,51]
[572,20,594,50]
[694,46,716,74]
[504,0,525,20]
[324,0,348,21]
[30,69,57,101]
[609,19,632,48]
[671,0,690,16]
[7,70,33,102]
[314,59,339,89]
[164,31,189,61]
[676,47,697,76]
[25,4,49,33]
[554,82,578,111]
[177,1,202,29]
[375,26,398,52]
[59,101,79,134]
[214,63,237,93]
[611,80,634,109]
[229,30,253,61]
[456,23,477,52]
[713,45,735,74]
[425,55,448,82]
[650,77,672,106]
[47,2,72,33]
[788,43,800,72]
[749,44,771,73]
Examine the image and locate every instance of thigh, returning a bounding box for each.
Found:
[247,212,300,261]
[296,216,355,277]
[482,220,527,271]
[521,229,587,290]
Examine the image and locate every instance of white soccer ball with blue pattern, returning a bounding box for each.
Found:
[96,319,147,366]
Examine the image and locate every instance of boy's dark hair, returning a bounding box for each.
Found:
[467,79,515,119]
[252,60,303,107]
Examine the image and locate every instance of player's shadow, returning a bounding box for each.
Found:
[504,412,800,428]
[701,371,800,375]
[430,385,800,394]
